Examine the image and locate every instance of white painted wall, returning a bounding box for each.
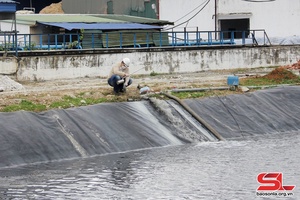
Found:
[0,22,31,46]
[11,46,300,81]
[0,22,30,34]
[159,0,300,38]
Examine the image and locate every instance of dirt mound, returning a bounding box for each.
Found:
[263,67,299,82]
[39,1,64,14]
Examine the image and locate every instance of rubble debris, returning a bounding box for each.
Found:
[0,76,25,92]
[279,60,300,70]
[239,86,250,92]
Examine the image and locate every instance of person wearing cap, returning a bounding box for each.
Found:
[108,58,133,94]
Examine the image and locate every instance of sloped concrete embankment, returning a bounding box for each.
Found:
[1,86,299,168]
[0,100,213,168]
[184,86,300,139]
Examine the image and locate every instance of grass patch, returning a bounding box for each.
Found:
[150,71,159,76]
[171,90,238,99]
[49,95,110,109]
[0,95,114,112]
[1,100,46,112]
[172,91,210,99]
[240,77,300,86]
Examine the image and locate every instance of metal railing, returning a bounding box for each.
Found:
[0,29,271,52]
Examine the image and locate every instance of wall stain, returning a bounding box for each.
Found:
[34,57,39,71]
[143,53,153,71]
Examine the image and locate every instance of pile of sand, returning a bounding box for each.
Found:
[0,76,25,92]
[39,1,64,14]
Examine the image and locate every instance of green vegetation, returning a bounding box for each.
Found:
[49,95,109,109]
[0,95,114,113]
[1,100,46,112]
[240,77,300,86]
[150,71,159,76]
[170,90,236,99]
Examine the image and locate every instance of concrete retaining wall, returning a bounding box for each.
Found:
[1,45,300,81]
[0,57,18,75]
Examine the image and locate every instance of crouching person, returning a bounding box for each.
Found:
[108,58,133,95]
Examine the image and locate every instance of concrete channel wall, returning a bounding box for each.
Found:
[1,45,300,81]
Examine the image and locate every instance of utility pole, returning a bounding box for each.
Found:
[214,0,218,39]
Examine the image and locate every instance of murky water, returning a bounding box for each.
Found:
[0,132,299,200]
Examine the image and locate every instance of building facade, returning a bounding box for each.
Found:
[62,0,159,19]
[159,0,300,42]
[61,0,300,42]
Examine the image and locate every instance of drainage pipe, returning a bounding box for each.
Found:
[161,92,225,141]
[246,84,294,89]
[171,86,229,93]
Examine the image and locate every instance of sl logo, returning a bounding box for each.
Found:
[257,172,295,191]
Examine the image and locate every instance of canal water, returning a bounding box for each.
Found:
[0,132,299,200]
